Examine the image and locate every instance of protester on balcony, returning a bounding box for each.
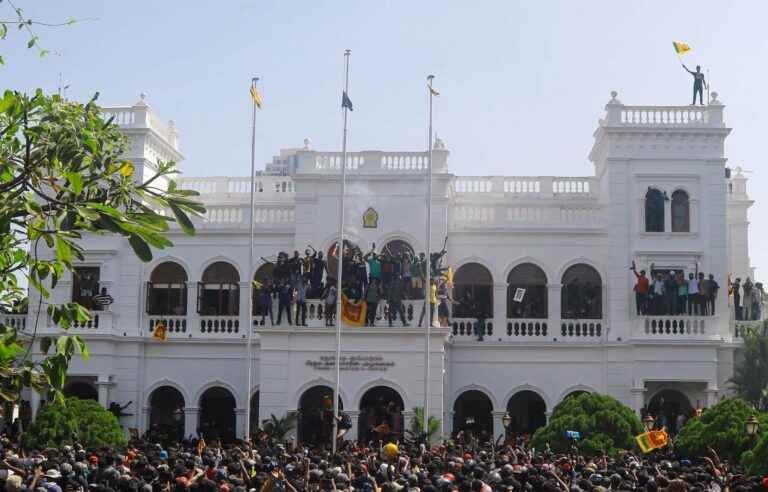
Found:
[275,281,294,325]
[743,277,754,321]
[363,244,381,287]
[707,274,720,316]
[411,253,425,297]
[386,275,408,327]
[294,276,308,327]
[321,280,337,327]
[698,273,711,315]
[753,282,765,320]
[687,272,700,315]
[630,262,649,315]
[676,271,689,315]
[662,271,676,315]
[258,279,274,325]
[730,277,742,320]
[651,273,665,315]
[364,279,382,327]
[309,248,326,297]
[417,280,437,328]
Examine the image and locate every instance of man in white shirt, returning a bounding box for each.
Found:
[687,272,699,315]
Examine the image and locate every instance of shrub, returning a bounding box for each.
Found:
[23,397,126,449]
[676,398,768,463]
[531,393,643,456]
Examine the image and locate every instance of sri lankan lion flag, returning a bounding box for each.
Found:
[152,321,167,341]
[672,41,691,56]
[250,80,263,109]
[635,429,669,453]
[340,294,366,327]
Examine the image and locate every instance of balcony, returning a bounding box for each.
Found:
[632,316,720,341]
[450,318,605,343]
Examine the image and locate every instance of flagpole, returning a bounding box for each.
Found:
[332,49,351,454]
[244,76,259,442]
[423,74,435,439]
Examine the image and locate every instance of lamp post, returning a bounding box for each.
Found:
[643,414,655,432]
[746,415,760,438]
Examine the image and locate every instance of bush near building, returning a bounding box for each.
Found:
[23,397,126,449]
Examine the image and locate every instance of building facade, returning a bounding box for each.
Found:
[5,91,759,443]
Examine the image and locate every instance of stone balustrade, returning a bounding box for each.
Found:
[603,92,725,128]
[177,176,294,197]
[0,314,27,331]
[633,316,716,339]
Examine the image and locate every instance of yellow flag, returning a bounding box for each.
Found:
[341,294,366,327]
[250,84,263,109]
[672,41,691,55]
[152,321,167,341]
[428,84,440,97]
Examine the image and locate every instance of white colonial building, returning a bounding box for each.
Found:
[4,91,760,443]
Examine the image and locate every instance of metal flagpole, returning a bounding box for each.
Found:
[244,76,259,442]
[423,75,435,439]
[332,49,351,454]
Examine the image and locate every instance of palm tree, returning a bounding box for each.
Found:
[261,413,297,441]
[409,406,441,442]
[729,321,768,411]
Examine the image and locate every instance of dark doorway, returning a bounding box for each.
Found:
[648,389,693,434]
[506,390,547,436]
[297,385,342,446]
[250,391,259,436]
[359,386,405,443]
[453,390,493,442]
[199,386,236,442]
[148,386,185,443]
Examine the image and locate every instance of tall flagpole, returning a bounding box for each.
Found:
[423,75,435,439]
[332,49,351,454]
[244,76,259,442]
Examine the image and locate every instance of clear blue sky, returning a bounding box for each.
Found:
[2,1,765,277]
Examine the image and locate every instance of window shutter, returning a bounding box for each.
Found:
[182,282,188,316]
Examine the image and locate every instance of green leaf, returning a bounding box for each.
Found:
[128,234,152,262]
[54,237,72,263]
[26,36,37,49]
[169,202,195,235]
[65,172,83,195]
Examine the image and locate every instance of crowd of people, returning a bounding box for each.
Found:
[254,242,456,329]
[728,277,765,321]
[0,429,765,492]
[630,263,721,317]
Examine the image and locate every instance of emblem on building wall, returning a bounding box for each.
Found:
[363,207,378,228]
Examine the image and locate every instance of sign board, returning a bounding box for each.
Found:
[513,287,526,303]
[306,355,394,372]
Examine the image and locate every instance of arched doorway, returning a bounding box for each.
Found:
[359,386,405,443]
[198,262,240,316]
[507,263,547,318]
[198,386,236,442]
[326,240,363,282]
[648,389,693,434]
[63,381,98,401]
[297,385,342,446]
[148,386,185,442]
[453,263,493,318]
[561,264,602,319]
[453,390,493,442]
[382,240,419,298]
[249,391,259,436]
[506,390,547,436]
[147,262,188,315]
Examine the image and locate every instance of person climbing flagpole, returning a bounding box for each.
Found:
[245,76,263,442]
[332,49,353,454]
[423,74,438,439]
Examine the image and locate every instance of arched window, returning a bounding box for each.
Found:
[382,240,419,298]
[671,190,690,232]
[453,263,493,318]
[507,263,547,319]
[561,264,602,319]
[147,262,188,315]
[645,188,665,232]
[198,262,240,316]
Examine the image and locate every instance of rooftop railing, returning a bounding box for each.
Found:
[603,91,725,129]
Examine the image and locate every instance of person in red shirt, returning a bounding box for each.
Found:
[631,261,650,315]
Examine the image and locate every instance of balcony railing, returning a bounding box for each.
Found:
[450,318,605,342]
[0,314,27,331]
[633,316,715,339]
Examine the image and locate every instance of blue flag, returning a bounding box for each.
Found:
[342,91,353,111]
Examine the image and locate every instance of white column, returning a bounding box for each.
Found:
[235,408,246,439]
[184,407,200,439]
[347,410,360,442]
[238,281,250,333]
[492,284,506,333]
[631,385,646,416]
[30,390,41,422]
[548,284,561,322]
[97,376,111,408]
[492,411,506,442]
[704,384,719,408]
[444,410,454,439]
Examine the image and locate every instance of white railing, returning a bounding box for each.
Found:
[102,104,178,150]
[0,314,26,331]
[619,107,709,127]
[450,318,604,341]
[146,316,189,338]
[198,316,241,337]
[452,176,597,199]
[178,176,294,196]
[451,204,605,228]
[46,311,113,333]
[732,320,761,340]
[190,205,295,228]
[634,316,712,339]
[294,150,449,174]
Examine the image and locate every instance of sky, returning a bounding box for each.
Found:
[2,1,765,277]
